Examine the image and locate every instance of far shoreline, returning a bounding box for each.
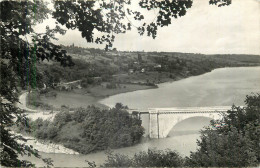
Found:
[99,66,260,108]
[26,65,260,111]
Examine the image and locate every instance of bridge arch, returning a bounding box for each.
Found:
[168,116,214,136]
[148,107,230,138]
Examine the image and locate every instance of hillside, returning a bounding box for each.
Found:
[26,46,260,110]
[47,46,260,85]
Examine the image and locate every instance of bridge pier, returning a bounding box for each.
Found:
[149,109,160,138]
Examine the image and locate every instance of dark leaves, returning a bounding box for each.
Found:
[147,22,157,39]
[52,0,231,48]
[0,1,72,167]
[209,0,232,7]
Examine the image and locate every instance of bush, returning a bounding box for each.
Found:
[47,124,59,139]
[53,111,72,128]
[102,149,184,167]
[106,82,117,89]
[81,78,88,88]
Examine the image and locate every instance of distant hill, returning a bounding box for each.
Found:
[60,45,260,66]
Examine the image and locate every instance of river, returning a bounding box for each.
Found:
[101,67,260,108]
[23,67,260,167]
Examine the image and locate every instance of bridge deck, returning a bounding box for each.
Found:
[129,106,234,114]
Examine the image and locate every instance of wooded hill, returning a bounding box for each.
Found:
[32,46,260,90]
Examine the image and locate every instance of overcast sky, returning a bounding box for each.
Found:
[35,0,260,55]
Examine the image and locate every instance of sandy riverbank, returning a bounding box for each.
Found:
[15,94,79,155]
[13,131,79,155]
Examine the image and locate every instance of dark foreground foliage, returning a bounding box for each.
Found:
[18,104,144,154]
[98,94,260,167]
[101,149,184,167]
[1,0,73,166]
[187,93,260,167]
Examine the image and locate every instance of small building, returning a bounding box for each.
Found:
[83,50,91,54]
[55,80,82,91]
[154,64,162,68]
[129,69,134,74]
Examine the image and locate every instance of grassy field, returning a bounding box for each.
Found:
[38,83,155,109]
[40,91,105,109]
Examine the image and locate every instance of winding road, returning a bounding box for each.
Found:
[17,91,79,154]
[17,92,37,112]
[18,92,56,121]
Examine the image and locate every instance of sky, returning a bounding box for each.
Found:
[35,0,260,55]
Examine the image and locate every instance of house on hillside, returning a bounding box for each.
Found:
[154,64,162,68]
[54,80,82,91]
[83,50,91,54]
[106,51,118,56]
[129,69,134,74]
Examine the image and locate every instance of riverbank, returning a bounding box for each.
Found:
[27,68,199,111]
[15,93,79,154]
[13,131,79,155]
[29,83,158,110]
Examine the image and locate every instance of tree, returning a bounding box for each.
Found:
[52,0,231,48]
[101,149,184,167]
[186,94,260,167]
[1,1,73,166]
[1,0,232,166]
[138,54,142,63]
[112,48,117,51]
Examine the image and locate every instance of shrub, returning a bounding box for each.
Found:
[106,82,117,89]
[102,149,184,167]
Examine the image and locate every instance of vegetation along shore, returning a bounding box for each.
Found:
[26,46,260,111]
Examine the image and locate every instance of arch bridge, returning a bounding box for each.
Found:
[130,106,231,138]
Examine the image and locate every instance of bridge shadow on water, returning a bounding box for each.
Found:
[167,116,212,137]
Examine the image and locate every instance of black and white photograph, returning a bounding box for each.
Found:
[1,0,260,167]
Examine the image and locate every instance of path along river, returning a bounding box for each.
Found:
[23,67,260,167]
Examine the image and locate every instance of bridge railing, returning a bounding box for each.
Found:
[148,106,232,114]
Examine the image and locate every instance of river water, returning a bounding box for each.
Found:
[101,67,260,108]
[24,67,260,167]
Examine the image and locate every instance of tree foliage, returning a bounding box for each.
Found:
[102,149,184,167]
[52,0,231,49]
[1,1,72,166]
[18,105,144,154]
[186,93,260,167]
[1,0,232,166]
